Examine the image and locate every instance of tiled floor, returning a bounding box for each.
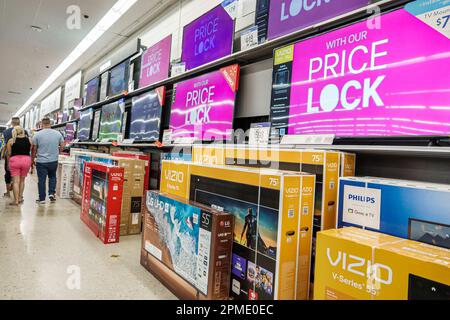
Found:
[0,161,176,300]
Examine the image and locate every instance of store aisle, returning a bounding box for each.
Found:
[0,161,176,300]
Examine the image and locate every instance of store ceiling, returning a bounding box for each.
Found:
[0,0,178,124]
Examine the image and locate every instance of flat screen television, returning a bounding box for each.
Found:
[108,61,128,97]
[99,71,109,101]
[139,35,172,88]
[269,8,450,138]
[169,64,240,143]
[77,108,93,141]
[181,3,235,71]
[92,110,102,142]
[65,122,77,144]
[129,87,165,142]
[98,100,125,141]
[85,77,99,106]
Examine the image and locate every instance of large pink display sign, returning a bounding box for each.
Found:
[169,65,240,142]
[282,9,450,137]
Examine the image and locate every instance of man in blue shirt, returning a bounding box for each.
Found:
[32,118,64,204]
[2,117,21,198]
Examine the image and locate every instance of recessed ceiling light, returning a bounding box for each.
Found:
[30,25,43,32]
[11,0,138,122]
[0,102,9,106]
[8,91,21,95]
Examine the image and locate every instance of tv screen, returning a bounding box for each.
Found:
[181,4,235,71]
[65,123,76,144]
[92,110,101,142]
[99,72,109,101]
[139,35,172,88]
[169,64,240,143]
[270,8,450,138]
[99,100,125,141]
[77,109,93,141]
[130,87,165,141]
[108,61,128,97]
[85,78,99,106]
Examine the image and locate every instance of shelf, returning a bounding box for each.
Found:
[79,0,407,112]
[52,119,78,129]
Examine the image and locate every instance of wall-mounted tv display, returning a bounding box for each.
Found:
[169,64,240,142]
[92,110,102,142]
[267,0,370,41]
[270,8,450,138]
[77,109,93,141]
[181,3,235,71]
[130,87,165,142]
[99,99,125,141]
[108,61,128,97]
[139,35,172,88]
[85,77,99,106]
[65,122,77,144]
[99,71,109,101]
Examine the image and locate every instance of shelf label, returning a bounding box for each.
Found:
[280,134,335,145]
[241,25,259,51]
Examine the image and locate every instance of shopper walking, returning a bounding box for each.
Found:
[1,117,21,198]
[6,126,32,206]
[31,118,64,204]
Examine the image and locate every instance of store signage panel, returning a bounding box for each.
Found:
[64,71,82,108]
[41,87,62,116]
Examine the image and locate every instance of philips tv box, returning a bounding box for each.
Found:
[160,160,316,300]
[338,177,450,249]
[314,227,450,300]
[142,191,234,300]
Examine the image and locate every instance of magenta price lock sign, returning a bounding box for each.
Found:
[169,65,240,142]
[271,8,450,137]
[139,35,172,88]
[267,0,370,40]
[181,4,235,71]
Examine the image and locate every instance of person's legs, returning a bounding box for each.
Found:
[47,161,58,198]
[11,176,20,205]
[36,162,48,202]
[19,177,25,202]
[4,158,12,197]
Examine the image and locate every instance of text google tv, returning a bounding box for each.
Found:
[270,7,450,138]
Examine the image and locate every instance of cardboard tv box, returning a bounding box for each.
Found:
[314,227,450,300]
[93,155,146,236]
[161,160,316,300]
[192,145,356,232]
[56,160,75,199]
[81,162,124,244]
[142,191,234,300]
[338,177,450,249]
[72,150,107,204]
[112,152,151,192]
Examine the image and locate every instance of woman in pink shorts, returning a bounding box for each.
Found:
[6,126,32,206]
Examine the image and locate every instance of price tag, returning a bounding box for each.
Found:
[171,63,186,77]
[162,129,173,145]
[249,122,270,145]
[280,134,335,145]
[405,0,450,39]
[241,25,259,51]
[222,0,238,19]
[122,139,135,145]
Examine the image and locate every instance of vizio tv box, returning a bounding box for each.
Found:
[142,191,234,300]
[160,160,316,300]
[338,177,450,249]
[314,227,450,300]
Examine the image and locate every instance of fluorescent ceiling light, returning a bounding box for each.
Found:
[10,0,138,122]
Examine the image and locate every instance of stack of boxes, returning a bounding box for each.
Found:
[159,160,316,300]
